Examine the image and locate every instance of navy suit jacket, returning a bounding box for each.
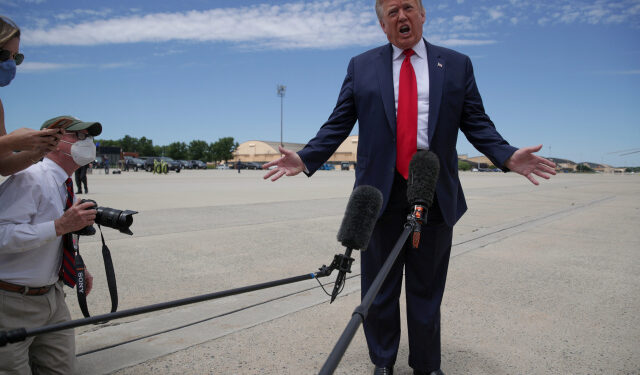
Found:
[298,40,517,227]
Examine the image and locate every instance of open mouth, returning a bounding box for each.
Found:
[400,25,410,35]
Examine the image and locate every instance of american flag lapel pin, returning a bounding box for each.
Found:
[437,62,443,68]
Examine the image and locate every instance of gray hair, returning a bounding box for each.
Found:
[0,15,20,47]
[375,0,425,21]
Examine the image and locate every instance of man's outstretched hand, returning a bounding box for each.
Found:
[505,144,556,185]
[262,145,305,181]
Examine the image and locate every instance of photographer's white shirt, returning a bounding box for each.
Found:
[0,158,68,286]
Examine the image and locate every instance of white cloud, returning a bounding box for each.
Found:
[0,0,18,8]
[488,8,504,21]
[22,1,384,50]
[19,0,524,50]
[17,0,640,52]
[18,61,132,72]
[18,62,85,72]
[54,8,113,21]
[541,0,640,26]
[436,38,497,47]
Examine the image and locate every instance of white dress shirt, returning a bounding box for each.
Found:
[392,39,430,150]
[0,158,69,286]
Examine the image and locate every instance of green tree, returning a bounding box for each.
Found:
[458,160,472,171]
[138,137,156,156]
[119,135,138,153]
[167,141,188,160]
[153,145,165,156]
[210,137,237,163]
[576,164,595,173]
[188,140,209,161]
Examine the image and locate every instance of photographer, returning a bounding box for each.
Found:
[0,115,102,374]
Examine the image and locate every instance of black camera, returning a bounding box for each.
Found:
[77,199,138,235]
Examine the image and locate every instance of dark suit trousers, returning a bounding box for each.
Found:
[361,171,453,371]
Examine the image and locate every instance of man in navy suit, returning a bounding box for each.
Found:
[264,1,556,374]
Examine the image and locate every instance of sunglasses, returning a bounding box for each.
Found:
[72,132,91,141]
[0,49,24,65]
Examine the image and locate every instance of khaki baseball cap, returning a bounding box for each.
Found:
[41,115,102,136]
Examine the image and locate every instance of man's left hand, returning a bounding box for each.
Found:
[505,144,556,185]
[85,269,94,295]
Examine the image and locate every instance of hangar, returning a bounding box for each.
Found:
[231,135,359,168]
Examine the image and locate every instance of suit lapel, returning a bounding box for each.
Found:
[376,44,397,137]
[426,40,444,144]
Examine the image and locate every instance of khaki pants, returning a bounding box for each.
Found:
[0,281,76,375]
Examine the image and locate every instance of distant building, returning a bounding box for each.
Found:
[96,145,121,168]
[549,158,577,172]
[232,141,306,164]
[232,135,359,169]
[462,155,494,169]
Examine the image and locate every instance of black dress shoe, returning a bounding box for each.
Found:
[373,366,393,375]
[413,369,444,375]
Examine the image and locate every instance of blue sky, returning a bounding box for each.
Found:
[1,0,639,166]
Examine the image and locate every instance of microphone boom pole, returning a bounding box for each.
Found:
[319,224,413,375]
[0,267,337,347]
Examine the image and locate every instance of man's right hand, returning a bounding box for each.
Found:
[54,200,97,236]
[262,145,305,181]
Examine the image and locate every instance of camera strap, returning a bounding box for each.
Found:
[75,225,119,318]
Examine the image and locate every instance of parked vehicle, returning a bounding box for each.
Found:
[191,160,207,169]
[245,162,263,170]
[124,156,145,171]
[319,163,335,170]
[216,164,229,170]
[178,160,191,169]
[144,156,182,173]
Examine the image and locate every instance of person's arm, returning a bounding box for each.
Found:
[0,99,64,176]
[0,149,48,176]
[263,58,357,181]
[0,175,97,253]
[0,174,58,253]
[262,145,306,181]
[0,125,63,177]
[504,145,556,185]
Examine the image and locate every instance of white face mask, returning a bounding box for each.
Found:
[61,137,96,166]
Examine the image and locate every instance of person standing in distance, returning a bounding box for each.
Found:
[263,1,556,374]
[0,15,62,176]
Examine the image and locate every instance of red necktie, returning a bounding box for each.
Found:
[60,178,77,287]
[396,49,418,179]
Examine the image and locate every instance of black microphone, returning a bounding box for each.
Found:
[330,185,383,303]
[407,150,440,249]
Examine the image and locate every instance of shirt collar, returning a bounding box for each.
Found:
[392,38,427,61]
[42,157,70,187]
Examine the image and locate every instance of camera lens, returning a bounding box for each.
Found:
[96,207,137,235]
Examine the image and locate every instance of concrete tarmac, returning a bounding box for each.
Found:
[4,169,638,374]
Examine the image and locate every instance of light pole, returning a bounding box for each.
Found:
[277,84,286,146]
